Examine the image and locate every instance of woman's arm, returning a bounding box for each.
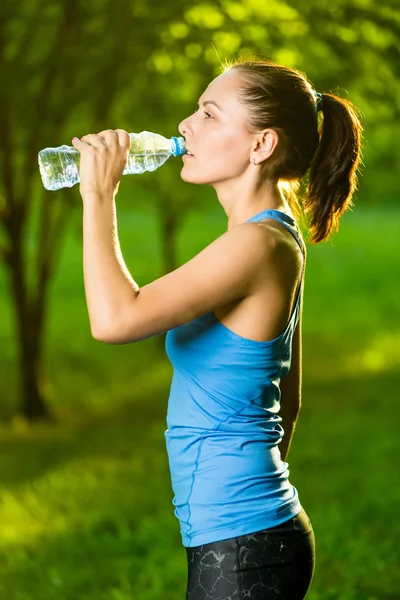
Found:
[83,199,274,343]
[278,303,303,462]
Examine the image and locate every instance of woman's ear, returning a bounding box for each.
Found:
[252,129,280,164]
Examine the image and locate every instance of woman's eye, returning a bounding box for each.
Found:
[192,107,213,119]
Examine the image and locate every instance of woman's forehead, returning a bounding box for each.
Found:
[201,70,245,114]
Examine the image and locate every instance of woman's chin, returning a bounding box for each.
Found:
[179,170,204,185]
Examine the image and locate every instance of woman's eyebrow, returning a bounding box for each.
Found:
[197,100,222,111]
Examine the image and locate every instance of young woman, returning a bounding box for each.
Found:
[72,58,362,599]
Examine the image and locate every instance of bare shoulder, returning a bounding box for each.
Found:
[255,217,302,249]
[211,218,305,344]
[244,218,304,281]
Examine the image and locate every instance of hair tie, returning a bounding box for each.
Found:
[315,92,323,112]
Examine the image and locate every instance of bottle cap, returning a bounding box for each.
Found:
[171,136,186,156]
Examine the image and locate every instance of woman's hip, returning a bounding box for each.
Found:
[185,507,316,600]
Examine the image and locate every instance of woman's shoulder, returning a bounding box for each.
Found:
[247,217,304,286]
[250,216,303,255]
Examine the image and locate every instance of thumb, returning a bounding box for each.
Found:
[71,137,84,150]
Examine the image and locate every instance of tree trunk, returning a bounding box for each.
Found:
[4,210,54,422]
[18,324,54,422]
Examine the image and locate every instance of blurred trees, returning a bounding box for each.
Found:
[0,0,398,420]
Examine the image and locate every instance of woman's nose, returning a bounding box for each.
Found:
[178,115,192,138]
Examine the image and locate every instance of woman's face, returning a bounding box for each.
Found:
[178,69,255,186]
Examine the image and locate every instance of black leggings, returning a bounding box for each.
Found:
[185,507,315,600]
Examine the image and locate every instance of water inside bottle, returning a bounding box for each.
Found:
[38,146,81,190]
[123,133,174,174]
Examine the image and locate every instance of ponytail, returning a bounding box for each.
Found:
[305,94,363,243]
[226,59,363,242]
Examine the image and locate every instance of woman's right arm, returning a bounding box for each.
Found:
[278,306,303,462]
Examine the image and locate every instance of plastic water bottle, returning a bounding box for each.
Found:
[38,131,186,191]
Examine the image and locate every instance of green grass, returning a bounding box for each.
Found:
[0,205,399,599]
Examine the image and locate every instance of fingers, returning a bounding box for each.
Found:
[115,129,131,149]
[73,130,130,149]
[97,129,130,146]
[96,130,119,146]
[80,133,109,148]
[71,137,87,151]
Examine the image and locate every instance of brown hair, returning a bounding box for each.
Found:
[225,58,363,243]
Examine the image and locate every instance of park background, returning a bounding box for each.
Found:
[0,0,399,598]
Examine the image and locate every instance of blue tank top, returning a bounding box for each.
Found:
[164,209,306,547]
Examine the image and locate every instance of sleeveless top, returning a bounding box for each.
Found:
[164,209,306,548]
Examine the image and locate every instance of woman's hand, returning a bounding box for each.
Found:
[71,129,131,200]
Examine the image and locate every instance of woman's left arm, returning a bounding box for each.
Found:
[72,129,139,337]
[82,198,140,338]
